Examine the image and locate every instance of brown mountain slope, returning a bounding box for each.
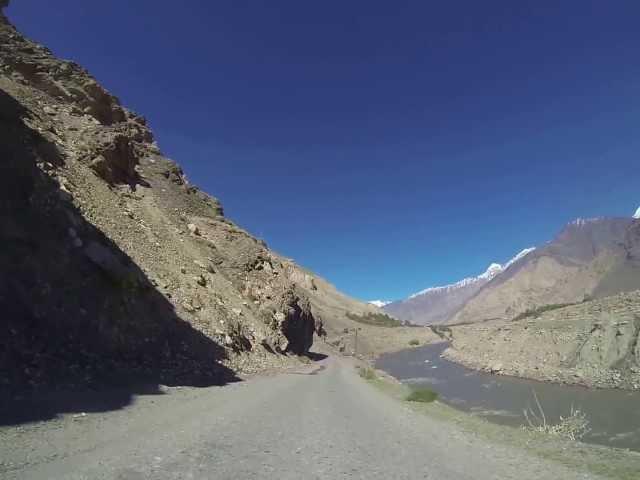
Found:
[449,217,640,325]
[0,6,423,395]
[442,290,640,389]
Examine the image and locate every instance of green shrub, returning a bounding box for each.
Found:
[512,303,575,321]
[408,339,420,346]
[406,388,438,403]
[358,367,377,380]
[346,311,402,327]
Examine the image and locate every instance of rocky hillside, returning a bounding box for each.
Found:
[0,4,399,393]
[450,217,640,324]
[442,290,640,389]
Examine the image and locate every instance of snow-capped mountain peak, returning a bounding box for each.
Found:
[570,217,604,227]
[368,300,391,308]
[408,263,501,299]
[633,206,640,219]
[478,263,503,279]
[504,247,536,269]
[407,247,536,300]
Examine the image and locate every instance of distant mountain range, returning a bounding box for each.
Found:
[381,249,534,325]
[378,208,640,325]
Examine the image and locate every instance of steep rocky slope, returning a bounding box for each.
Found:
[449,217,640,324]
[0,4,401,393]
[442,290,640,389]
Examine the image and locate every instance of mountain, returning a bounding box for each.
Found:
[0,4,394,392]
[444,289,640,389]
[368,300,391,308]
[383,249,534,325]
[449,216,640,324]
[385,211,640,326]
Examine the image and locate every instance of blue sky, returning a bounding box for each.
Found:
[9,1,640,301]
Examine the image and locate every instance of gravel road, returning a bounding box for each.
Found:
[0,355,599,479]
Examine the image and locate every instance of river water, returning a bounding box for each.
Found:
[376,343,640,451]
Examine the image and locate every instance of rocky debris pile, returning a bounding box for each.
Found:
[443,291,640,389]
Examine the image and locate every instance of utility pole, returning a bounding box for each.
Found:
[354,328,359,357]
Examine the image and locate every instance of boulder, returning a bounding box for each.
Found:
[276,286,316,355]
[489,362,504,374]
[88,133,140,186]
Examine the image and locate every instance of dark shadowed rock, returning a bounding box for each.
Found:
[278,287,316,355]
[84,241,140,287]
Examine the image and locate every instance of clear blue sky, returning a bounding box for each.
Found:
[10,1,640,301]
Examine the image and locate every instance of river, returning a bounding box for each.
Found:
[376,342,640,451]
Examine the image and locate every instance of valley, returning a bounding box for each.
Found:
[379,214,640,391]
[2,2,640,479]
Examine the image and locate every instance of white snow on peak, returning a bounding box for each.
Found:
[408,263,502,299]
[478,263,503,280]
[504,247,536,269]
[570,217,603,227]
[407,247,536,300]
[633,206,640,219]
[368,300,391,308]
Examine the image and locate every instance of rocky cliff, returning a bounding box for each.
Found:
[0,4,387,392]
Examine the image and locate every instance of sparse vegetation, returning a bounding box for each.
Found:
[429,324,452,340]
[512,303,575,321]
[346,311,402,327]
[408,338,420,346]
[522,391,590,441]
[406,387,438,403]
[368,374,640,480]
[358,366,377,380]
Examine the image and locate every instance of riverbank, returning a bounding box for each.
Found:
[440,291,640,390]
[326,324,440,359]
[376,343,640,451]
[363,362,640,480]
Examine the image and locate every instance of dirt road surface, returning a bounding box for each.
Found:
[0,355,599,479]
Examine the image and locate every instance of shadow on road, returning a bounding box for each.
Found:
[305,351,329,362]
